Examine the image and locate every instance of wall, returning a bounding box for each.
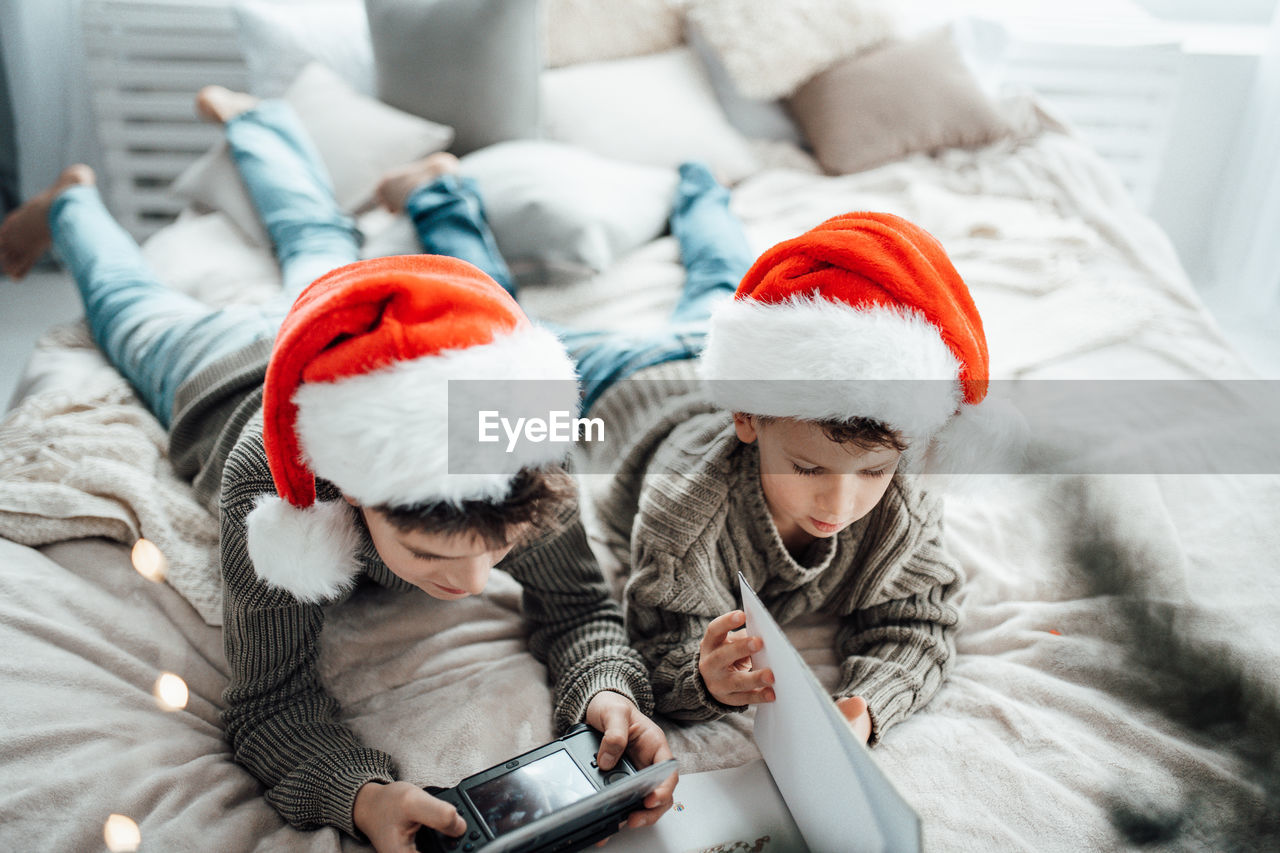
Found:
[1148,50,1260,287]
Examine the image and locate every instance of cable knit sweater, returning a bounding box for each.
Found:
[589,365,962,744]
[168,341,653,838]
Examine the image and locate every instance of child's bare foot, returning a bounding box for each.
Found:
[375,152,461,213]
[195,85,260,124]
[0,164,95,281]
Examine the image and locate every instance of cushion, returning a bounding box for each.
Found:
[543,0,684,68]
[684,0,895,101]
[170,63,453,246]
[231,0,375,96]
[458,140,679,283]
[685,19,805,146]
[364,0,540,155]
[788,27,1014,176]
[540,48,760,184]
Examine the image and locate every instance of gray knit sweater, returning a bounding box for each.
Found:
[168,341,653,838]
[589,367,962,744]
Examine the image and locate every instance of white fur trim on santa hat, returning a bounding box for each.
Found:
[246,495,363,603]
[293,324,579,508]
[698,296,964,442]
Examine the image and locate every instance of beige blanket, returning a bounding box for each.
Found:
[2,117,1277,851]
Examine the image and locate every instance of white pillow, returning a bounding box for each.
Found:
[540,48,761,184]
[170,63,453,246]
[458,140,679,283]
[685,0,896,100]
[232,0,375,96]
[543,0,684,68]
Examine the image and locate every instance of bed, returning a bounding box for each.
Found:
[3,1,1278,851]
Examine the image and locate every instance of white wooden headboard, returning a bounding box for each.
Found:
[1005,39,1184,211]
[77,0,1183,240]
[81,0,245,240]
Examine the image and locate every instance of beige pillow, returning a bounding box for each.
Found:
[543,0,685,68]
[789,27,1014,176]
[170,62,453,245]
[685,0,895,100]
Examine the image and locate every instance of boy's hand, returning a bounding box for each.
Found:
[836,695,872,744]
[353,781,466,853]
[585,690,679,830]
[698,610,775,708]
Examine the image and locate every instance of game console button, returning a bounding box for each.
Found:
[605,771,629,785]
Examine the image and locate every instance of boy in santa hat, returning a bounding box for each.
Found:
[0,88,676,849]
[562,176,1011,746]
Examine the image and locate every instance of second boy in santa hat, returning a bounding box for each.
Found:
[568,191,1017,745]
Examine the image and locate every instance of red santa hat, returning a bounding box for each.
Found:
[245,254,578,602]
[698,211,1020,472]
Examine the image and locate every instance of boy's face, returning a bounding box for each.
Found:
[357,505,519,599]
[734,414,901,550]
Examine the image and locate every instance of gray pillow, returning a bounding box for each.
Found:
[686,20,805,146]
[364,0,540,155]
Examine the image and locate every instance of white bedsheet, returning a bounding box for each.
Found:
[2,115,1276,851]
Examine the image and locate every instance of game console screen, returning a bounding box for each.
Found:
[466,749,597,836]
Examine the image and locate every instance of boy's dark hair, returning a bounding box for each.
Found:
[753,414,908,453]
[371,466,575,547]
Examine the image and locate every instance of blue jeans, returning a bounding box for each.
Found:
[49,100,512,426]
[557,162,752,415]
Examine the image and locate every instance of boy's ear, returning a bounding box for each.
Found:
[342,494,360,507]
[732,412,759,445]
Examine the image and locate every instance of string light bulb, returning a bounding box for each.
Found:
[131,538,168,583]
[103,814,140,852]
[153,672,189,711]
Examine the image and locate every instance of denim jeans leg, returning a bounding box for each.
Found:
[403,174,516,297]
[224,100,360,299]
[552,324,704,417]
[50,186,280,426]
[668,162,752,325]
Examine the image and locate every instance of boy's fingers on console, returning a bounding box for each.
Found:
[412,791,466,836]
[591,704,629,771]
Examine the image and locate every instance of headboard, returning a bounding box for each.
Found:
[81,0,245,240]
[77,0,1182,240]
[1005,39,1183,211]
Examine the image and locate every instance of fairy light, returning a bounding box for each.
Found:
[131,538,168,583]
[153,672,189,711]
[103,814,140,852]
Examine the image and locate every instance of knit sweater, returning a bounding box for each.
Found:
[168,342,653,838]
[589,366,962,744]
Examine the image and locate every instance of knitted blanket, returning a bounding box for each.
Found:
[0,322,224,624]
